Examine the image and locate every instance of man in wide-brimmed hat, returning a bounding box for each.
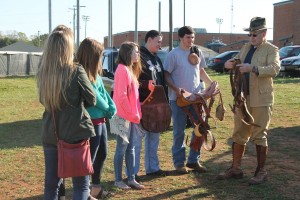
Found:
[217,17,280,185]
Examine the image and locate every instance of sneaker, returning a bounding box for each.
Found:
[114,181,131,190]
[186,162,208,173]
[175,166,189,174]
[135,174,141,183]
[146,169,168,176]
[128,180,145,190]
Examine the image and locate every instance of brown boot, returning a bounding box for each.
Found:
[249,145,268,185]
[217,142,245,180]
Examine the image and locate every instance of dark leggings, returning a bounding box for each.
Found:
[89,123,108,185]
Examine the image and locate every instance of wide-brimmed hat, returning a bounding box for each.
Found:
[243,17,267,32]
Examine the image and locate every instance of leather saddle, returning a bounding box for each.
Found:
[141,85,172,132]
[176,81,220,151]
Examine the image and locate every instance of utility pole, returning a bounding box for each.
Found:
[134,0,138,43]
[48,0,52,33]
[69,7,76,45]
[76,1,85,49]
[158,1,161,33]
[169,0,173,51]
[82,15,90,38]
[76,0,80,49]
[38,31,40,47]
[183,0,185,26]
[108,0,112,48]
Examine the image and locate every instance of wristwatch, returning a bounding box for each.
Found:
[252,66,259,75]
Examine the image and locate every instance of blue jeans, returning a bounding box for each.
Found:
[170,100,201,168]
[90,123,108,185]
[114,122,139,182]
[43,143,89,200]
[128,127,161,175]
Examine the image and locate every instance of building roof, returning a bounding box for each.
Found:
[0,41,42,53]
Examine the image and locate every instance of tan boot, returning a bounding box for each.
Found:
[217,142,245,180]
[249,145,268,185]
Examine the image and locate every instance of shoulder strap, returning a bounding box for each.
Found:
[51,109,59,141]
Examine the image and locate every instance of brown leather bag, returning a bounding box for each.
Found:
[141,85,172,132]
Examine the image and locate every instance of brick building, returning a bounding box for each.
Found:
[273,0,300,48]
[103,0,300,52]
[104,31,248,53]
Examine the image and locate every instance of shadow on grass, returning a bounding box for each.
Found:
[190,125,300,200]
[0,119,117,149]
[125,125,300,200]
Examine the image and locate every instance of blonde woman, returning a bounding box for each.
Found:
[111,42,145,190]
[37,25,96,200]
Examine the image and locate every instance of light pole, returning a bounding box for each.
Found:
[48,0,52,33]
[69,7,76,45]
[108,0,112,48]
[183,0,185,26]
[216,18,223,34]
[37,31,40,47]
[82,15,90,38]
[134,0,138,43]
[169,0,173,51]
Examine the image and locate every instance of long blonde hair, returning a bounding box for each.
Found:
[76,38,104,83]
[116,41,142,85]
[37,25,75,111]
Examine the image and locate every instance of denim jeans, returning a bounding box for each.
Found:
[114,122,139,182]
[90,123,108,185]
[128,127,160,175]
[43,143,89,200]
[170,100,201,167]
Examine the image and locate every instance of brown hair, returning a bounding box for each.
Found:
[116,41,142,81]
[76,38,104,83]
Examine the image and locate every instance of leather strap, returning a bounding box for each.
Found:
[181,96,216,151]
[229,60,260,127]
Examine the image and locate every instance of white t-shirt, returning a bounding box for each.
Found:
[164,46,206,101]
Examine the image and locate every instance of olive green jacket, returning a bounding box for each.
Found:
[41,65,96,146]
[236,40,280,107]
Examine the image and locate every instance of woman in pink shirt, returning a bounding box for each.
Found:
[111,41,145,190]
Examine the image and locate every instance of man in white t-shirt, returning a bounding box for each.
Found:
[164,26,216,174]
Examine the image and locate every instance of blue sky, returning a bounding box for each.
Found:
[0,0,283,42]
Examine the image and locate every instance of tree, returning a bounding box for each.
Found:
[0,37,18,48]
[31,33,48,48]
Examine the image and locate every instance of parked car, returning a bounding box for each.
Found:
[101,48,118,96]
[279,45,300,60]
[101,48,169,96]
[207,50,239,73]
[280,55,300,76]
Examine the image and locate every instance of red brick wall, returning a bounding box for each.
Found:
[273,0,300,48]
[104,31,248,53]
[103,0,300,51]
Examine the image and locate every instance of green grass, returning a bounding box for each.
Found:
[0,72,299,200]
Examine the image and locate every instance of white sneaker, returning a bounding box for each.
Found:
[114,181,131,190]
[128,180,145,190]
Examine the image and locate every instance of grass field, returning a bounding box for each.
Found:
[0,72,299,200]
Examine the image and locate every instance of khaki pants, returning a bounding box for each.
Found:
[232,96,273,147]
